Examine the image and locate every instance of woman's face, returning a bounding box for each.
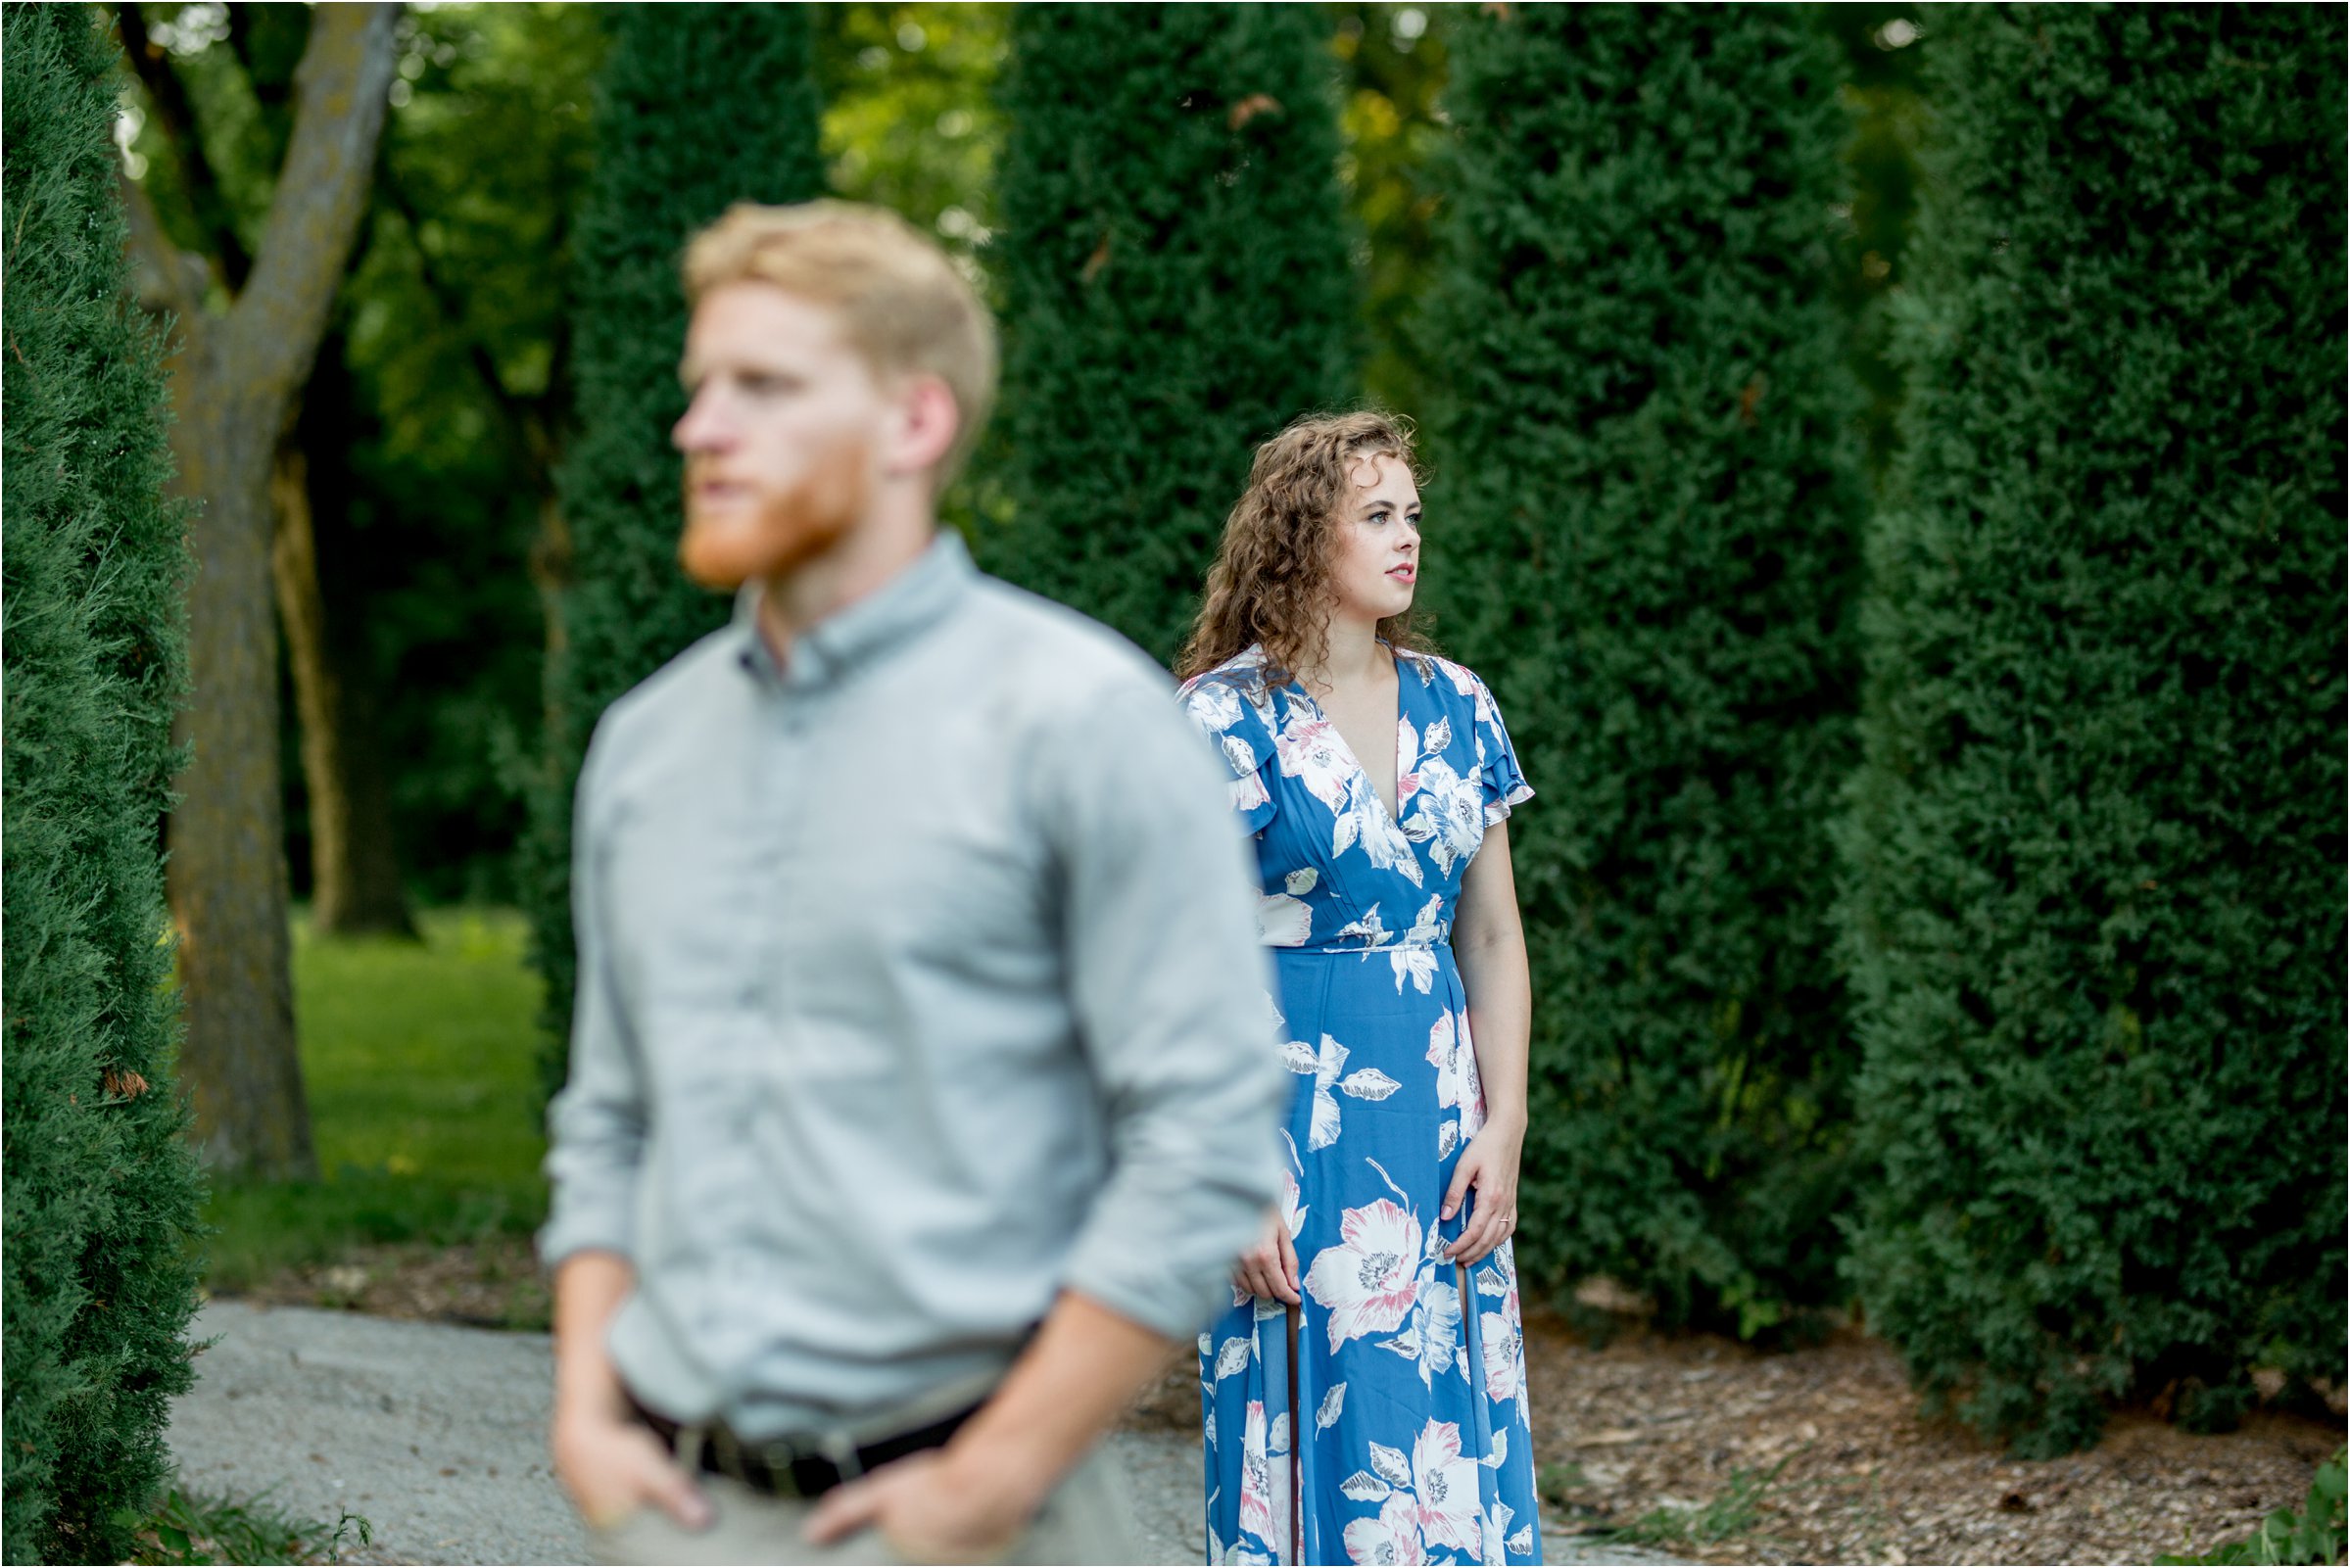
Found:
[1327,451,1422,626]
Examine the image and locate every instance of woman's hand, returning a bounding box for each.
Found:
[1232,1205,1301,1305]
[1441,1116,1525,1266]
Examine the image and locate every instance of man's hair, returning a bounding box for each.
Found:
[683,200,998,484]
[1175,409,1435,687]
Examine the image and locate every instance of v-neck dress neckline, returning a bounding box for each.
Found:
[1291,646,1410,831]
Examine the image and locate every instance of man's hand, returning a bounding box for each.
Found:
[552,1401,712,1532]
[1231,1205,1301,1304]
[549,1252,708,1532]
[802,1448,1040,1563]
[1441,1115,1525,1265]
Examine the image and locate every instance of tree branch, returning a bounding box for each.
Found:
[223,3,400,408]
[119,164,205,326]
[114,2,251,288]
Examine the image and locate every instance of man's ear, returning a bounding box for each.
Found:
[885,374,961,480]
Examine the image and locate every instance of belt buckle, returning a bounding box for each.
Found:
[818,1429,864,1486]
[708,1423,747,1488]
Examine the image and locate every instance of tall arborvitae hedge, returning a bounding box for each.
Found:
[524,4,823,1099]
[2,7,207,1559]
[988,5,1356,666]
[1419,7,1867,1336]
[1837,6,2347,1455]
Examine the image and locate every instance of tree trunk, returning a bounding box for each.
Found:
[271,441,416,939]
[133,6,401,1180]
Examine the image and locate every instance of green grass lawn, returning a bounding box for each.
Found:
[202,907,552,1292]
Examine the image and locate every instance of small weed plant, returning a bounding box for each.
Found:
[128,1487,372,1566]
[2160,1449,2347,1567]
[1615,1457,1793,1550]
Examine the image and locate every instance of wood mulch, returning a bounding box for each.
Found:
[218,1235,551,1332]
[1126,1299,2343,1565]
[229,1248,2343,1565]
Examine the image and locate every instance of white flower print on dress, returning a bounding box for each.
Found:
[1426,1010,1487,1142]
[1259,890,1314,947]
[1343,1492,1429,1565]
[1275,712,1356,814]
[1398,752,1487,878]
[1409,1419,1485,1556]
[1184,676,1245,734]
[1336,1419,1483,1564]
[1480,1498,1514,1567]
[1238,1399,1291,1555]
[1303,1196,1423,1353]
[1475,1250,1532,1426]
[1286,1035,1405,1150]
[1333,779,1424,886]
[1375,1265,1466,1390]
[1387,895,1446,995]
[1283,1033,1347,1150]
[1335,903,1393,948]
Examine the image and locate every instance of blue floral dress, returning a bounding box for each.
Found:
[1180,645,1541,1567]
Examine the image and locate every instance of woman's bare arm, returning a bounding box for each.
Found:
[1445,822,1533,1263]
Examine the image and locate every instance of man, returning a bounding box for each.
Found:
[539,201,1285,1565]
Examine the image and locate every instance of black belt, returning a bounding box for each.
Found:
[628,1391,980,1500]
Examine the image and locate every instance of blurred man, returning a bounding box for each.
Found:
[538,201,1284,1565]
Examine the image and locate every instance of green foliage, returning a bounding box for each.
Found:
[1836,5,2348,1454]
[523,3,826,1100]
[985,3,1359,665]
[1333,4,1453,419]
[1616,1456,1792,1551]
[815,4,1007,271]
[2161,1450,2348,1567]
[128,1484,371,1566]
[1,7,207,1558]
[205,909,548,1296]
[1420,5,1868,1337]
[314,4,606,904]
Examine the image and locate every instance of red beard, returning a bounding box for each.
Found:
[677,435,871,590]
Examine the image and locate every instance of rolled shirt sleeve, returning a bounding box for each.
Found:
[538,730,649,1268]
[1042,672,1289,1340]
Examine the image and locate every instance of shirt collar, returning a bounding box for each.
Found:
[733,531,976,691]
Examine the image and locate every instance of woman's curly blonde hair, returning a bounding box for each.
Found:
[1176,410,1435,688]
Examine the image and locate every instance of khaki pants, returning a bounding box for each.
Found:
[588,1447,1138,1566]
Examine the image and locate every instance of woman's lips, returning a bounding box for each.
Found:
[1387,564,1417,584]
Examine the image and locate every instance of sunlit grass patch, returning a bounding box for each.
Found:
[202,907,549,1296]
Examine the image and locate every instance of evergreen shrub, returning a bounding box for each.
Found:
[987,3,1357,666]
[523,3,824,1100]
[2,6,207,1558]
[1837,5,2348,1454]
[1419,5,1869,1336]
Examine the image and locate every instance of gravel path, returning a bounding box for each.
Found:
[168,1300,1677,1565]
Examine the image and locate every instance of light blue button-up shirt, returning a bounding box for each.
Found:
[540,533,1285,1438]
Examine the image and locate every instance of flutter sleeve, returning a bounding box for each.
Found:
[1465,670,1535,826]
[1176,670,1279,835]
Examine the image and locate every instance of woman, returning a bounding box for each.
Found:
[1178,411,1540,1566]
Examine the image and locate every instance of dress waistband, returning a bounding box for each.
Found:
[1271,925,1452,956]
